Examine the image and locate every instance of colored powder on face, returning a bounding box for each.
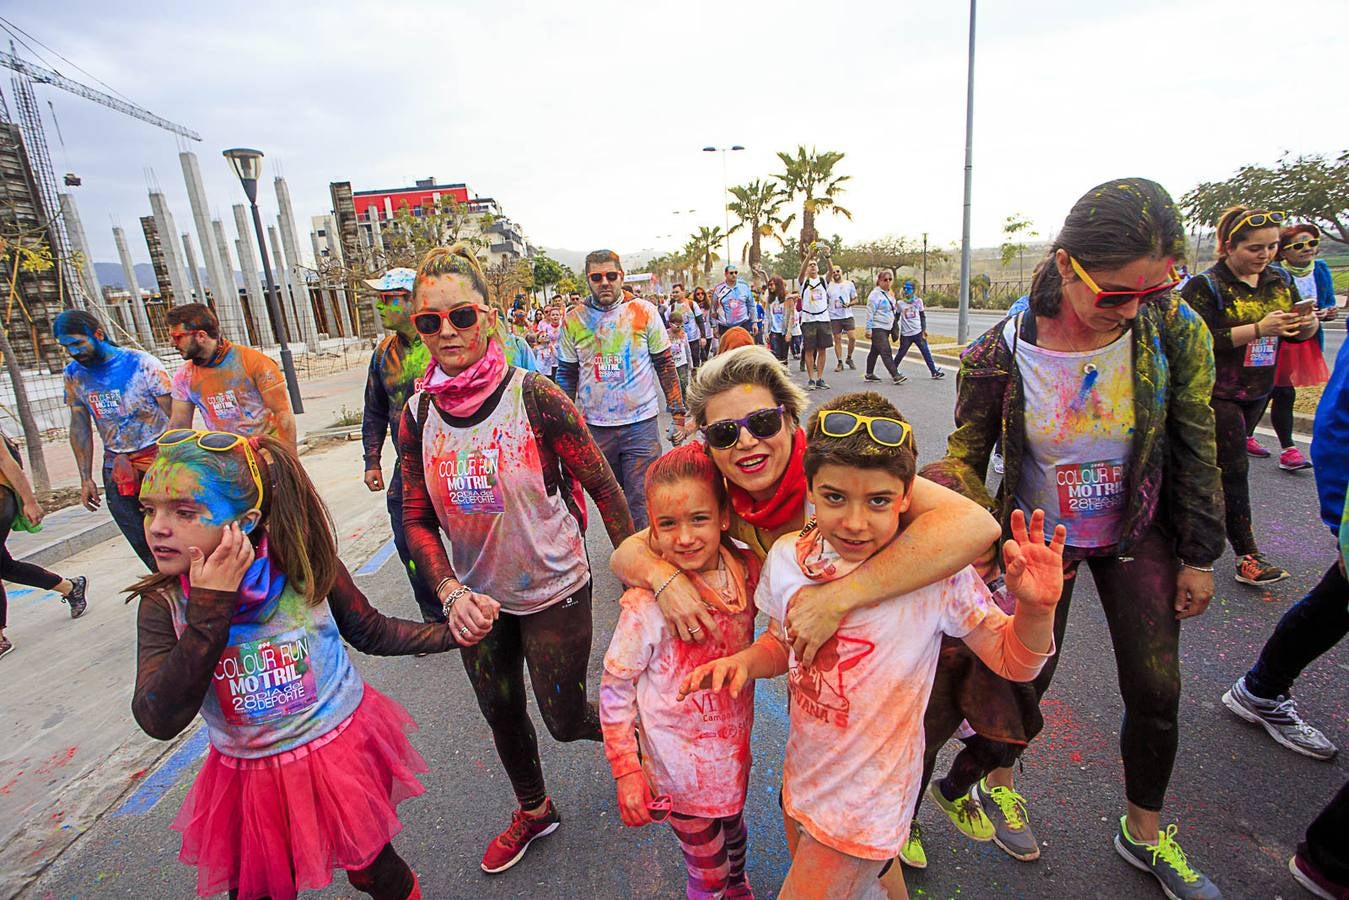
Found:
[141,455,252,526]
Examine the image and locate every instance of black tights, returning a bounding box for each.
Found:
[227,843,414,899]
[460,582,601,809]
[1252,385,1296,449]
[1213,396,1266,557]
[920,526,1182,813]
[0,488,63,630]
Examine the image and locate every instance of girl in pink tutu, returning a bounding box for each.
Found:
[128,429,486,900]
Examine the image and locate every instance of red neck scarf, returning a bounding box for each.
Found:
[421,340,506,417]
[727,427,807,531]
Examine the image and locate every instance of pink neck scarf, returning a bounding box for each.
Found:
[421,340,507,417]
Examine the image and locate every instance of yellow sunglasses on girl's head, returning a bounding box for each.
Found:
[156,429,264,515]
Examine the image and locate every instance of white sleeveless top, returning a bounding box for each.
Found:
[416,369,589,614]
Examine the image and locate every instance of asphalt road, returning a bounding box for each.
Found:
[923,307,1346,366]
[26,353,1349,900]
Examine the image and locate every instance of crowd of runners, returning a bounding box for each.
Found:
[0,176,1344,900]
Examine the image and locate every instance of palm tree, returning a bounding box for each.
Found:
[726,179,791,278]
[690,226,723,278]
[773,147,852,252]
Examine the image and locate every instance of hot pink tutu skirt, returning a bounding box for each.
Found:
[171,686,427,900]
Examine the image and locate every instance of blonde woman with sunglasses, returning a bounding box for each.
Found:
[397,244,635,874]
[1182,207,1319,587]
[926,178,1224,899]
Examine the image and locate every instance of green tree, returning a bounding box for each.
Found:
[999,214,1038,287]
[690,226,724,278]
[1182,152,1349,245]
[530,254,570,300]
[726,179,790,278]
[773,147,852,251]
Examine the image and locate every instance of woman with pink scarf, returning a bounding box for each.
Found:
[398,244,634,875]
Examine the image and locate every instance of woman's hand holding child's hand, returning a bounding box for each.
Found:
[448,592,500,646]
[188,522,255,593]
[1002,508,1067,614]
[678,656,750,700]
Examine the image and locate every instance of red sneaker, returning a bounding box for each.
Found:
[1246,436,1271,458]
[481,799,561,874]
[1279,447,1313,472]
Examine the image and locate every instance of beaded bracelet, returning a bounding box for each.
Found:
[653,570,681,599]
[1180,562,1215,573]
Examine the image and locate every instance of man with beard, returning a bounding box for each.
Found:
[56,310,170,568]
[166,303,296,448]
[557,250,685,530]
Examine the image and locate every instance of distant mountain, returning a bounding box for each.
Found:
[536,247,656,273]
[94,262,246,293]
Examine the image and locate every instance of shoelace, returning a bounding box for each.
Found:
[956,795,984,827]
[1149,825,1200,884]
[499,809,532,846]
[1267,697,1323,736]
[986,785,1028,830]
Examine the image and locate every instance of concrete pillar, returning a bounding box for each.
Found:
[211,219,250,344]
[232,204,276,347]
[273,177,320,350]
[267,224,301,347]
[180,152,247,337]
[367,206,382,252]
[113,226,154,345]
[181,233,205,301]
[324,214,354,336]
[383,197,393,220]
[58,194,106,317]
[148,191,193,306]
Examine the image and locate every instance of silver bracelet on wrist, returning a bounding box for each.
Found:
[1180,562,1215,573]
[440,583,471,618]
[653,570,681,599]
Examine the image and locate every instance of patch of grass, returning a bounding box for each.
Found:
[331,404,363,428]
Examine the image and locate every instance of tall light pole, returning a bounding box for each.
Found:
[222,148,304,414]
[957,0,976,344]
[703,146,744,268]
[922,232,929,296]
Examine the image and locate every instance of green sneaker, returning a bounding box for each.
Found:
[975,778,1040,861]
[1114,817,1221,899]
[899,822,927,869]
[928,782,994,842]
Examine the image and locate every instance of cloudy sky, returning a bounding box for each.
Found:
[6,0,1346,271]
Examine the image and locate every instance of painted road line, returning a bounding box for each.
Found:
[356,538,398,576]
[111,727,209,817]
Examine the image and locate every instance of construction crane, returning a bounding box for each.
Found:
[0,41,199,312]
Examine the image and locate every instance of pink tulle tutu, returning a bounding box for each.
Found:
[171,686,427,900]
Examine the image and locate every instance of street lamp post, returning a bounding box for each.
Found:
[703,146,744,269]
[957,0,977,345]
[222,148,304,414]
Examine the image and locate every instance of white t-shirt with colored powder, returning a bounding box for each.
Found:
[827,281,857,320]
[798,277,831,324]
[755,535,994,859]
[559,298,673,427]
[1011,320,1135,549]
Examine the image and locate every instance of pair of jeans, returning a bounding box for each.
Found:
[0,488,63,628]
[387,465,444,624]
[1212,396,1266,557]
[460,583,600,810]
[896,332,939,374]
[769,332,788,363]
[103,463,155,570]
[865,328,900,378]
[589,416,661,531]
[1244,560,1348,700]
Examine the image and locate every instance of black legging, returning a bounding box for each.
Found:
[919,525,1181,814]
[1213,397,1266,557]
[460,582,601,810]
[1244,560,1348,700]
[865,328,900,378]
[1252,385,1296,450]
[0,488,62,629]
[228,842,414,900]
